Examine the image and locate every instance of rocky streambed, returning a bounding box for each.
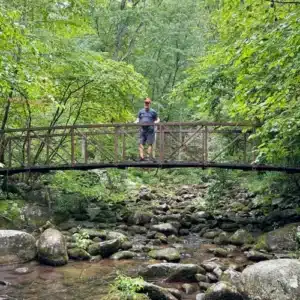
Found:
[1,184,300,300]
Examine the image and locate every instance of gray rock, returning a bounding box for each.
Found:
[151,223,178,236]
[195,274,207,282]
[140,263,201,281]
[196,293,205,300]
[110,251,135,260]
[203,231,219,239]
[88,239,121,257]
[79,229,107,239]
[148,248,180,262]
[67,248,91,260]
[214,232,231,245]
[37,228,68,266]
[198,281,212,291]
[213,248,228,257]
[106,231,127,242]
[265,223,299,251]
[229,229,254,246]
[128,211,153,225]
[182,283,197,294]
[242,259,300,300]
[221,268,243,291]
[207,273,218,283]
[245,250,273,262]
[204,281,245,300]
[121,240,133,250]
[0,230,36,264]
[140,282,178,300]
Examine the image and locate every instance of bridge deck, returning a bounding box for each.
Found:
[0,122,298,174]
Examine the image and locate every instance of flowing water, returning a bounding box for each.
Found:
[0,236,248,300]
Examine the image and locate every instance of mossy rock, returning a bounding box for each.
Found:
[230,229,255,246]
[0,200,26,229]
[253,234,270,251]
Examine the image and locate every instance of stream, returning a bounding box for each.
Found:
[0,235,249,300]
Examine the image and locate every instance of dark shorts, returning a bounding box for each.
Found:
[139,127,155,145]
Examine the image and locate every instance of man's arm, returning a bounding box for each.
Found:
[154,117,160,124]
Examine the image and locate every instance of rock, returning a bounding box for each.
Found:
[121,241,133,250]
[242,259,300,300]
[203,231,219,239]
[229,229,254,246]
[245,250,273,262]
[0,230,36,264]
[204,281,245,300]
[139,187,152,200]
[182,283,197,294]
[140,282,178,300]
[106,231,127,242]
[88,239,121,257]
[201,262,219,272]
[148,248,180,262]
[213,267,223,280]
[167,288,182,300]
[129,225,147,234]
[37,228,68,266]
[214,232,231,245]
[220,222,239,232]
[207,273,218,283]
[89,255,102,262]
[128,211,153,225]
[195,274,207,282]
[110,251,135,260]
[79,229,107,239]
[221,268,243,291]
[154,232,168,243]
[67,248,91,260]
[213,248,228,257]
[198,282,212,291]
[179,229,189,236]
[196,293,205,300]
[151,223,178,236]
[14,267,32,274]
[140,263,201,282]
[265,223,299,251]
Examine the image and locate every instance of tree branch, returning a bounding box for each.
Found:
[267,0,300,3]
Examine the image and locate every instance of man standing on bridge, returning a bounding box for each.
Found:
[135,98,160,161]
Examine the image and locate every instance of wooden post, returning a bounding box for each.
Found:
[8,138,12,167]
[82,135,88,163]
[244,133,247,163]
[159,124,164,162]
[46,135,50,165]
[27,130,31,166]
[204,126,208,163]
[71,128,75,165]
[122,129,126,161]
[114,126,119,163]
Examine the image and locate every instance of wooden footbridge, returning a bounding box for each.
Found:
[0,122,299,175]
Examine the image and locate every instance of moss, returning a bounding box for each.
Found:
[254,234,270,251]
[0,200,26,228]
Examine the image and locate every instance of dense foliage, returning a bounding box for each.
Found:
[174,0,300,164]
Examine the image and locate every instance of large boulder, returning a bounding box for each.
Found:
[140,263,201,282]
[148,248,180,262]
[106,231,127,242]
[242,259,300,300]
[88,239,121,257]
[265,223,299,251]
[37,228,68,266]
[0,230,36,264]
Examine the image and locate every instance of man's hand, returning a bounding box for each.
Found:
[134,118,139,124]
[154,117,160,124]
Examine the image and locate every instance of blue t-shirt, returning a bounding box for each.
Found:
[138,108,157,124]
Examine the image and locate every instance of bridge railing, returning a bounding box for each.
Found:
[0,122,256,170]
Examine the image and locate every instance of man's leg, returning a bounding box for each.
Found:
[139,130,146,160]
[139,144,144,160]
[146,131,155,159]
